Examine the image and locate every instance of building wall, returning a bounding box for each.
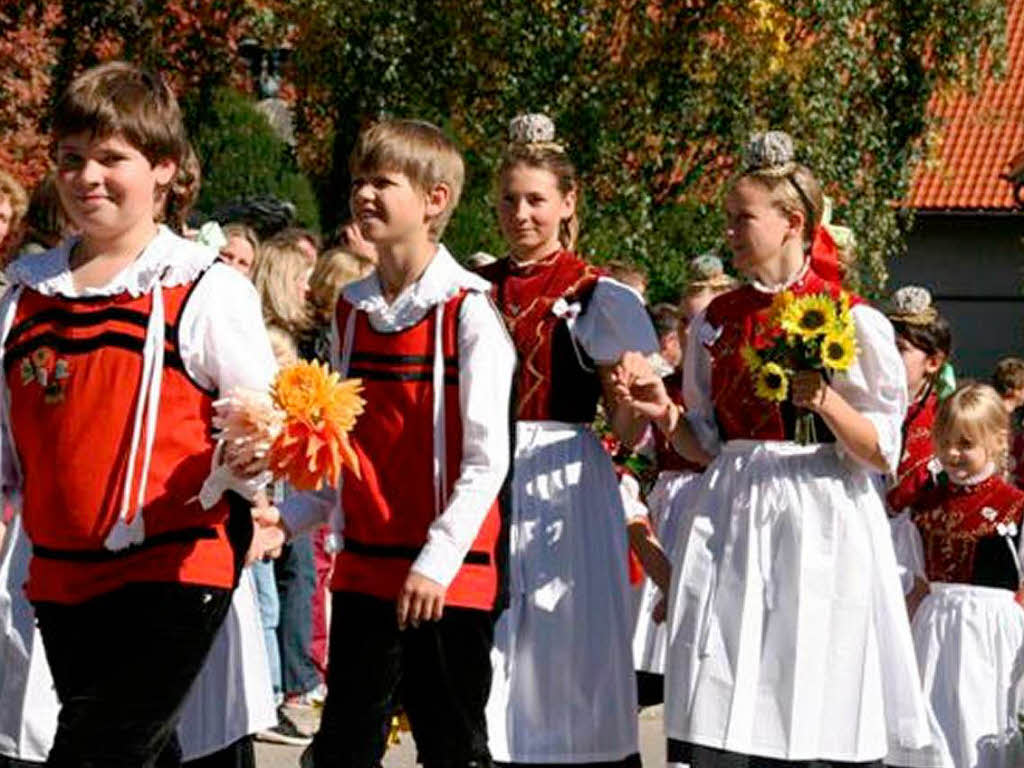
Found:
[890,212,1024,378]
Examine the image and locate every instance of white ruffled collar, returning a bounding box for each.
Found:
[342,244,490,332]
[5,225,219,298]
[947,461,997,488]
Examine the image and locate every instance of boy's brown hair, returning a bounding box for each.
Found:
[349,120,465,241]
[52,61,187,170]
[992,356,1024,397]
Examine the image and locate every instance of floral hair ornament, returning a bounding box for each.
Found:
[888,285,938,326]
[508,113,565,152]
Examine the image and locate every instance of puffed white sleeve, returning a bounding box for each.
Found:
[830,304,908,474]
[411,292,516,587]
[178,263,277,394]
[682,311,722,457]
[572,277,658,365]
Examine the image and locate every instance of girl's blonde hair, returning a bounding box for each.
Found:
[498,143,580,251]
[308,246,375,326]
[933,381,1010,472]
[735,163,823,246]
[252,239,312,337]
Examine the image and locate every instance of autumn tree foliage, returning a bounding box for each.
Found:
[275,0,1005,297]
[0,0,258,193]
[0,1,62,188]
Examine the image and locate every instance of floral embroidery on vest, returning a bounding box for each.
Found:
[19,346,70,403]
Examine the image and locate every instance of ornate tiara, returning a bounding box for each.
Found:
[508,113,565,152]
[745,131,796,171]
[888,285,938,325]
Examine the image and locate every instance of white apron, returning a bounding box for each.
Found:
[0,515,275,762]
[664,440,938,764]
[487,421,638,763]
[912,583,1024,768]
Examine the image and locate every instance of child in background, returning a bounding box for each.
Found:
[884,286,953,611]
[991,356,1024,488]
[632,254,735,708]
[0,170,27,262]
[907,382,1024,768]
[251,236,320,739]
[0,61,276,766]
[219,222,260,279]
[259,119,515,768]
[886,286,953,515]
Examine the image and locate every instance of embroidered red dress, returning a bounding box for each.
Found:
[912,474,1024,590]
[887,391,939,515]
[478,250,660,763]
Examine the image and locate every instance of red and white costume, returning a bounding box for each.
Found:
[664,264,943,765]
[477,250,658,764]
[904,470,1024,768]
[0,227,276,761]
[888,390,942,594]
[279,245,515,608]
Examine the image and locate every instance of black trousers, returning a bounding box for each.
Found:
[667,741,884,768]
[35,581,234,768]
[309,591,495,768]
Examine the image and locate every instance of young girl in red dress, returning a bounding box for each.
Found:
[907,382,1024,768]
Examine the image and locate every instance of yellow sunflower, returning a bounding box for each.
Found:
[754,361,788,402]
[740,344,763,373]
[820,330,857,371]
[778,294,836,341]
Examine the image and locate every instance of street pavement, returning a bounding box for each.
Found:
[256,705,668,767]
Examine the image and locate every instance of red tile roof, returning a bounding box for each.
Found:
[907,0,1024,211]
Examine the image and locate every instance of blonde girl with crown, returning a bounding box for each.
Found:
[475,113,659,768]
[614,131,947,767]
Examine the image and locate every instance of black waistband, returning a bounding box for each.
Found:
[33,526,219,563]
[342,536,491,566]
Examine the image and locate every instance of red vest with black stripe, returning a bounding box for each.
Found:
[334,290,504,611]
[4,279,236,604]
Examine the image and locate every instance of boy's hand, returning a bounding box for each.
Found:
[397,572,446,630]
[246,498,286,565]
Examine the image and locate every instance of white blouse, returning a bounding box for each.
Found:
[280,245,516,589]
[683,302,908,473]
[0,225,277,494]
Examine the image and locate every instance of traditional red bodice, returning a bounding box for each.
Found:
[702,267,865,442]
[887,391,939,514]
[655,373,704,473]
[478,251,604,422]
[913,474,1024,588]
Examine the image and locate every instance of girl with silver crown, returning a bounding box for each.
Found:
[475,113,659,768]
[614,132,949,768]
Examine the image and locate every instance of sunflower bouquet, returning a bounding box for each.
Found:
[741,289,857,443]
[212,360,365,492]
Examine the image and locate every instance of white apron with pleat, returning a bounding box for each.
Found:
[487,420,639,763]
[664,440,940,764]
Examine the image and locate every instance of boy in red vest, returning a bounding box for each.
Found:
[0,62,277,765]
[260,120,515,768]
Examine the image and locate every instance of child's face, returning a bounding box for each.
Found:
[0,194,12,245]
[350,169,431,246]
[724,179,800,277]
[55,133,176,243]
[936,427,993,483]
[895,336,943,398]
[219,235,256,278]
[498,164,575,260]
